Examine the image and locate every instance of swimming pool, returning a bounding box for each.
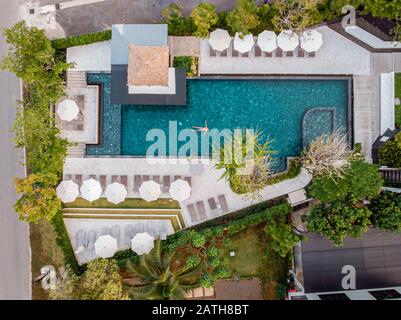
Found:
[86,74,350,172]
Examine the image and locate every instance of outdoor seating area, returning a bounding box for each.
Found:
[59,173,193,204]
[186,194,229,224]
[70,219,173,264]
[208,28,322,59]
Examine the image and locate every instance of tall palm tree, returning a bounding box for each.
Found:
[125,240,203,300]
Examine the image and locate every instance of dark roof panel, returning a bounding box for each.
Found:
[302,229,401,293]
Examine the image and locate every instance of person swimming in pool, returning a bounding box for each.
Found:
[193,121,209,132]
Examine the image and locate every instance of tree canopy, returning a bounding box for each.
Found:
[370,191,401,232]
[226,0,260,36]
[191,2,219,38]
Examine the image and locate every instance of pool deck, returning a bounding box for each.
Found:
[63,157,312,228]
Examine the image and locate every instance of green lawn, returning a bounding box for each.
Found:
[223,225,289,299]
[63,197,180,209]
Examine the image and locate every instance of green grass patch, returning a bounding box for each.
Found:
[63,197,180,209]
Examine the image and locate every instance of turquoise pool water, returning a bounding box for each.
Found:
[86,74,349,171]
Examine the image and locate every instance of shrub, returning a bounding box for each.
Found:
[173,56,198,76]
[307,160,383,202]
[379,139,401,168]
[226,0,260,36]
[191,2,219,38]
[307,201,372,246]
[185,254,202,269]
[112,249,138,270]
[192,232,206,248]
[370,191,401,232]
[162,3,196,36]
[51,30,111,49]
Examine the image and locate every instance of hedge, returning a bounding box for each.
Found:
[51,211,84,275]
[51,30,112,50]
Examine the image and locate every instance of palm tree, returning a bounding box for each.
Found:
[125,240,203,300]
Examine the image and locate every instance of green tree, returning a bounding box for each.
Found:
[126,240,202,300]
[14,173,61,223]
[191,2,219,38]
[370,191,401,232]
[162,3,196,36]
[380,139,401,168]
[264,208,303,257]
[226,0,260,37]
[79,259,129,300]
[307,201,372,246]
[307,160,383,202]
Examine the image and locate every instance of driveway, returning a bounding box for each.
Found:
[0,0,31,300]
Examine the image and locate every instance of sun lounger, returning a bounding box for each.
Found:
[275,48,283,57]
[163,176,171,192]
[210,47,217,57]
[76,229,86,248]
[196,201,207,220]
[123,225,134,246]
[89,174,96,180]
[135,222,145,234]
[111,225,120,245]
[308,51,315,57]
[265,51,273,57]
[220,49,227,57]
[297,48,305,57]
[74,175,83,188]
[142,175,150,182]
[187,204,198,223]
[241,52,249,58]
[99,175,107,189]
[173,175,181,182]
[134,175,142,192]
[184,176,192,187]
[286,51,294,57]
[111,175,119,183]
[86,230,97,250]
[64,174,72,181]
[152,175,160,184]
[100,227,110,236]
[120,175,128,188]
[232,49,239,57]
[208,197,218,211]
[255,46,262,57]
[218,195,229,213]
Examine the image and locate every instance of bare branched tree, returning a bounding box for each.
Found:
[300,130,353,179]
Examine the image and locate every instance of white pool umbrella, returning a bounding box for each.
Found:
[257,30,277,53]
[208,28,231,52]
[169,179,191,202]
[105,182,127,204]
[95,235,118,258]
[300,29,323,53]
[139,180,161,202]
[56,180,79,203]
[80,178,102,202]
[277,30,299,52]
[233,32,254,54]
[56,99,79,122]
[131,232,154,255]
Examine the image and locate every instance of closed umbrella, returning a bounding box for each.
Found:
[208,28,231,52]
[105,182,127,204]
[139,180,161,202]
[257,30,277,53]
[131,232,154,255]
[80,178,102,202]
[169,179,191,201]
[57,99,79,121]
[277,30,299,52]
[95,235,118,258]
[56,180,79,203]
[300,29,323,53]
[233,32,254,54]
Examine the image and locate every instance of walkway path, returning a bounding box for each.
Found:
[0,0,31,300]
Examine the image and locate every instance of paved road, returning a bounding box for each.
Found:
[0,0,31,300]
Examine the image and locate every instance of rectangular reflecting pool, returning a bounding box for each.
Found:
[86,74,351,172]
